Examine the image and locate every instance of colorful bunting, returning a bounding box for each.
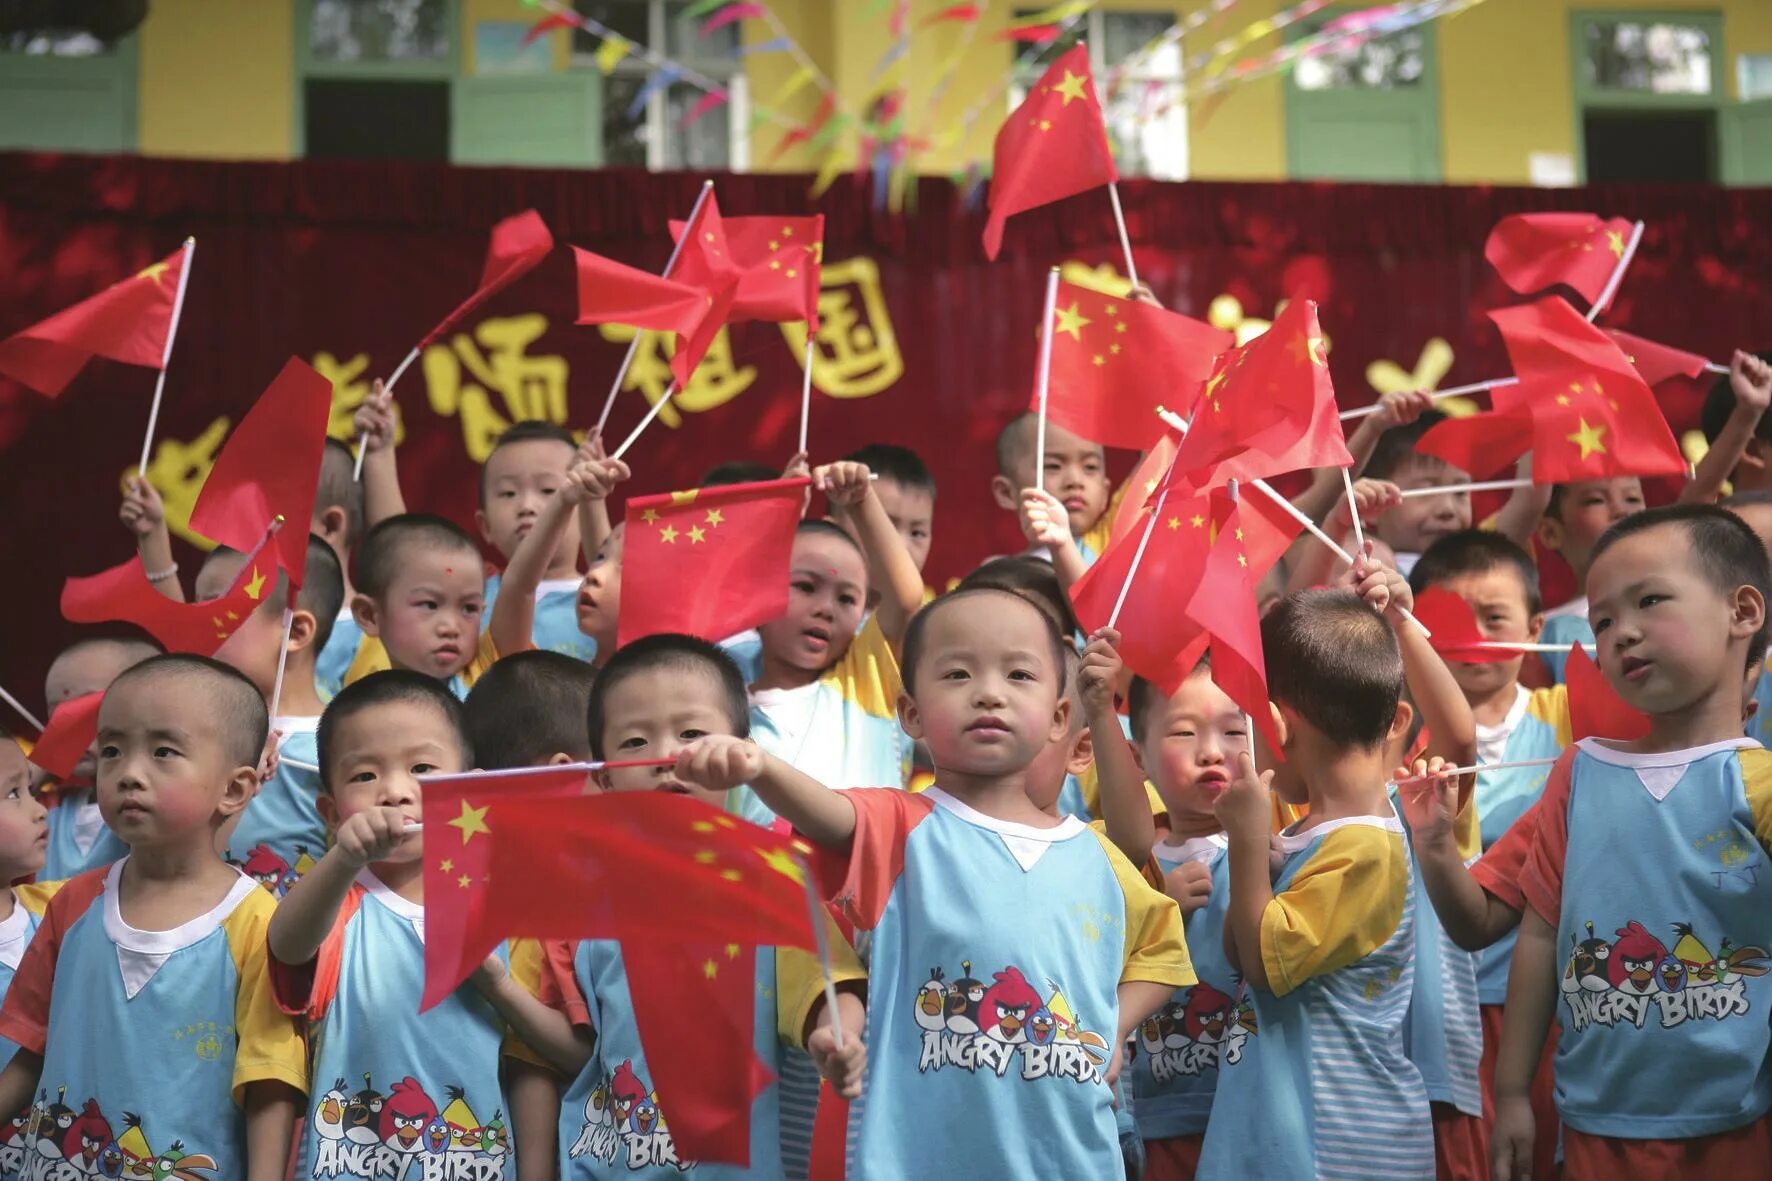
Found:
[702,2,766,36]
[594,34,633,74]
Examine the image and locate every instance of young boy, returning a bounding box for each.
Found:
[201,535,344,896]
[675,587,1192,1179]
[1692,350,1772,501]
[1724,491,1772,747]
[468,634,867,1180]
[1494,504,1772,1179]
[268,670,546,1181]
[0,732,55,1078]
[463,650,598,773]
[0,655,307,1179]
[314,438,370,699]
[991,414,1116,565]
[37,635,160,879]
[845,443,937,580]
[1359,412,1472,578]
[1197,589,1432,1180]
[735,463,925,816]
[1534,477,1647,682]
[341,513,523,696]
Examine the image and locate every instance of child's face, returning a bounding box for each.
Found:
[362,546,486,679]
[0,742,47,879]
[759,533,868,675]
[96,678,248,847]
[197,554,293,702]
[1373,455,1471,556]
[594,666,738,807]
[1588,524,1760,717]
[1437,567,1541,701]
[902,595,1069,779]
[476,438,581,566]
[872,478,934,572]
[1540,477,1645,579]
[1140,669,1246,824]
[576,523,624,649]
[320,699,466,862]
[1041,424,1109,537]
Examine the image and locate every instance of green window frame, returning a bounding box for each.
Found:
[292,0,462,158]
[0,31,139,154]
[1283,7,1443,182]
[1568,8,1725,182]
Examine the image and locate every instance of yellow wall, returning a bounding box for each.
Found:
[137,0,294,159]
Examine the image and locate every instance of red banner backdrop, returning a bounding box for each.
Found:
[2,151,1768,713]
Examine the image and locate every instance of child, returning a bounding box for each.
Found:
[268,670,546,1181]
[1357,412,1472,577]
[1724,492,1772,746]
[314,438,370,699]
[1691,350,1772,501]
[463,649,598,772]
[37,635,160,878]
[675,586,1192,1179]
[470,634,867,1180]
[735,462,925,816]
[341,513,526,696]
[0,655,307,1178]
[844,443,937,578]
[1197,588,1432,1180]
[1494,504,1772,1179]
[0,732,55,1077]
[991,413,1115,565]
[1533,477,1646,681]
[201,534,344,896]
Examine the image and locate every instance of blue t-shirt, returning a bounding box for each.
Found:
[226,718,326,899]
[1395,791,1484,1116]
[832,787,1192,1180]
[1134,835,1245,1140]
[317,610,364,703]
[42,790,126,881]
[1537,602,1594,685]
[0,883,58,1076]
[0,862,306,1181]
[272,871,534,1181]
[1197,814,1431,1181]
[483,572,596,662]
[1749,654,1772,748]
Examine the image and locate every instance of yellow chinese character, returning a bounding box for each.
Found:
[127,416,231,551]
[596,323,756,430]
[311,350,405,447]
[423,314,569,462]
[781,257,903,400]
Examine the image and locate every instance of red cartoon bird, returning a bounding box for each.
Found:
[60,1099,110,1174]
[609,1061,649,1129]
[979,966,1043,1044]
[240,845,293,896]
[378,1078,438,1156]
[1608,921,1667,997]
[1181,983,1235,1045]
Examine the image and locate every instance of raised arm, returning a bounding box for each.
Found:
[120,475,184,602]
[575,430,614,566]
[1020,488,1087,589]
[1212,751,1277,992]
[1361,558,1476,766]
[1682,350,1772,505]
[355,380,408,528]
[676,736,858,848]
[1291,389,1437,524]
[268,806,409,966]
[1284,481,1398,595]
[491,456,628,657]
[1492,454,1552,547]
[819,461,923,650]
[1079,629,1156,864]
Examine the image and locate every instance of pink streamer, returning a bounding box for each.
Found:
[702,2,765,36]
[681,89,729,126]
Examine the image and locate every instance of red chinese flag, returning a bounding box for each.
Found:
[1418,296,1686,482]
[1180,490,1284,753]
[1604,329,1712,386]
[1171,299,1349,484]
[982,44,1118,260]
[1412,586,1507,664]
[1110,426,1182,545]
[617,478,808,648]
[1069,491,1215,685]
[674,211,825,328]
[1485,213,1635,307]
[25,692,102,781]
[574,246,736,388]
[1033,281,1232,452]
[0,246,186,398]
[186,358,333,586]
[61,546,281,655]
[418,209,553,347]
[1565,644,1651,743]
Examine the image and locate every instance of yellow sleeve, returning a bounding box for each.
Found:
[1453,783,1483,863]
[13,881,61,919]
[831,615,903,721]
[1075,765,1167,823]
[1088,829,1194,989]
[775,916,867,1048]
[459,630,502,691]
[1261,825,1408,998]
[227,894,309,1103]
[1740,749,1772,850]
[500,937,552,1069]
[1087,819,1165,891]
[1528,684,1573,747]
[342,634,390,688]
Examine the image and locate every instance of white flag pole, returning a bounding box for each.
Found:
[0,683,45,734]
[1107,183,1140,289]
[1587,219,1644,323]
[1032,267,1061,495]
[1339,377,1519,421]
[797,329,816,456]
[611,383,679,462]
[137,237,196,477]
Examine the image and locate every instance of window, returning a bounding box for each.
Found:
[1570,11,1723,183]
[0,23,138,152]
[1284,9,1441,182]
[1010,9,1188,181]
[572,0,750,170]
[1293,28,1428,91]
[298,0,457,161]
[1742,55,1772,102]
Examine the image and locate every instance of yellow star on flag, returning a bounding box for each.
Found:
[449,800,492,844]
[726,943,741,959]
[705,509,724,527]
[136,261,171,286]
[755,846,805,883]
[1191,514,1206,528]
[1092,355,1105,368]
[1053,69,1089,105]
[1607,230,1626,259]
[1054,302,1091,341]
[688,526,707,544]
[703,959,719,979]
[694,849,718,864]
[457,874,472,889]
[659,525,679,544]
[641,508,659,524]
[721,868,743,883]
[1166,517,1182,530]
[1038,119,1051,132]
[440,859,454,873]
[671,490,698,506]
[244,566,267,600]
[1567,418,1608,460]
[1556,394,1571,406]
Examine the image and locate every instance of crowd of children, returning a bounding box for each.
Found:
[4,315,1772,1181]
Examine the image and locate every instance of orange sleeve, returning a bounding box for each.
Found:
[538,939,591,1029]
[0,869,106,1055]
[268,885,364,1020]
[1471,796,1544,911]
[1518,750,1577,925]
[830,789,933,933]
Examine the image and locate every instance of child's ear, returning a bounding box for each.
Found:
[1387,699,1416,747]
[218,764,258,820]
[474,509,496,548]
[989,474,1019,513]
[286,609,320,655]
[1731,584,1766,643]
[590,769,612,794]
[351,593,381,637]
[316,792,338,830]
[896,693,924,741]
[315,505,349,549]
[1048,696,1072,745]
[1528,611,1545,642]
[547,752,575,766]
[1536,515,1566,554]
[1065,726,1095,778]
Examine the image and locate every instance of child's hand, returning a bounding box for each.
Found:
[814,461,871,508]
[675,736,766,794]
[1128,281,1162,308]
[1731,349,1772,416]
[1078,629,1123,718]
[1353,543,1410,619]
[1212,751,1274,840]
[1367,389,1438,431]
[353,380,397,453]
[563,457,631,506]
[1019,487,1072,549]
[470,953,508,995]
[1165,859,1213,915]
[119,476,166,539]
[575,427,607,464]
[333,806,416,867]
[1395,756,1459,851]
[807,1024,866,1100]
[259,730,283,786]
[1491,1095,1535,1181]
[1327,478,1401,536]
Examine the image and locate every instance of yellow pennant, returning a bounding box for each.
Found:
[595,35,632,75]
[809,146,847,198]
[772,65,818,107]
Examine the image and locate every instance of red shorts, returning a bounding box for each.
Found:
[1480,1002,1559,1181]
[1143,1133,1205,1181]
[1562,1112,1772,1181]
[1433,1101,1489,1181]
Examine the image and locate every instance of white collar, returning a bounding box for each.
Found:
[0,891,33,971]
[1577,735,1760,802]
[271,714,321,735]
[1476,685,1532,741]
[1275,809,1402,855]
[102,860,258,999]
[1152,833,1227,865]
[358,867,425,937]
[926,785,1086,871]
[535,578,581,599]
[1543,595,1589,621]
